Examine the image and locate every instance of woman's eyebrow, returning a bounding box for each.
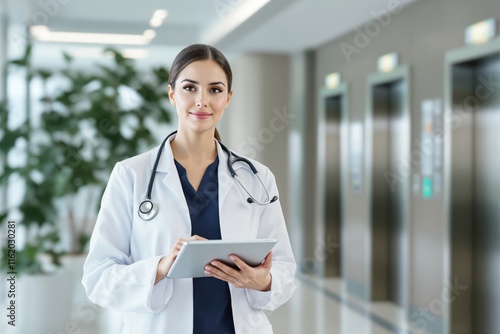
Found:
[180,79,226,86]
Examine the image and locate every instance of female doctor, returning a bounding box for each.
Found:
[82,44,296,334]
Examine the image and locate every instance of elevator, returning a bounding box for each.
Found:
[445,39,500,334]
[317,83,348,277]
[366,66,410,307]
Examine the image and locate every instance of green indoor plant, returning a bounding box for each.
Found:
[0,44,172,274]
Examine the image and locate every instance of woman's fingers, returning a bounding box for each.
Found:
[191,234,207,241]
[227,255,251,273]
[164,236,206,272]
[261,251,273,269]
[205,254,273,291]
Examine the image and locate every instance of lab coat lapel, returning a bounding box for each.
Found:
[152,136,191,227]
[151,138,236,236]
[216,141,235,209]
[216,141,240,239]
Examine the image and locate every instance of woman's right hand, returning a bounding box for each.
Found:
[155,235,207,284]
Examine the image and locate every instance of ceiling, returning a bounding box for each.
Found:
[3,0,420,67]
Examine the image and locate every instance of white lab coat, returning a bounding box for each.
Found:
[82,135,296,334]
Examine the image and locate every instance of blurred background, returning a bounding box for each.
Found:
[0,0,499,333]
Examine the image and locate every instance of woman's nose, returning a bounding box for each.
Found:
[196,91,207,107]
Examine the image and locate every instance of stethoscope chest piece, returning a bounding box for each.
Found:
[138,199,158,221]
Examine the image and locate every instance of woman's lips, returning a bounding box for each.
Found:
[190,112,212,119]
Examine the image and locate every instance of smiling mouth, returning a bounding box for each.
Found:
[190,112,212,119]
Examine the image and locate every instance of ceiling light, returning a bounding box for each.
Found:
[143,29,156,39]
[154,9,168,20]
[30,26,156,45]
[121,49,150,59]
[149,9,168,28]
[150,18,163,28]
[30,25,50,37]
[69,47,150,59]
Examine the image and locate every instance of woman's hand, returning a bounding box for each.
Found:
[155,235,207,284]
[204,251,273,291]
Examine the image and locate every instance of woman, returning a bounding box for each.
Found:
[82,44,296,334]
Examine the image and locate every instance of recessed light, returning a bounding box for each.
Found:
[149,9,168,28]
[30,26,157,45]
[150,18,163,28]
[154,9,168,20]
[69,47,150,59]
[143,29,156,39]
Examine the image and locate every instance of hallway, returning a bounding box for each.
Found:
[270,276,423,334]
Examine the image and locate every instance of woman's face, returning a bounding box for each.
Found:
[168,59,232,136]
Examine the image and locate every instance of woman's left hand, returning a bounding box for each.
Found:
[205,251,273,291]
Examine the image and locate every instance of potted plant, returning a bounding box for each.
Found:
[0,44,171,333]
[44,47,171,256]
[0,45,73,334]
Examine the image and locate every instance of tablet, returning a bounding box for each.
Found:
[166,239,277,279]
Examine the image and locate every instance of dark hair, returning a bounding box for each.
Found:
[169,44,232,142]
[169,44,232,90]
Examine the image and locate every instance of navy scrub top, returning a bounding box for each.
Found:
[174,157,236,334]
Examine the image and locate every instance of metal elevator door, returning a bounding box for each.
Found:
[450,53,500,334]
[370,80,405,306]
[324,95,342,277]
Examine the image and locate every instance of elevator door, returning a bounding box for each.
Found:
[370,80,405,306]
[451,53,500,334]
[324,95,342,277]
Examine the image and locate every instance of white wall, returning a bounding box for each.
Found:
[219,53,291,225]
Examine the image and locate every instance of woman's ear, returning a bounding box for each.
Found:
[167,84,175,105]
[226,90,233,108]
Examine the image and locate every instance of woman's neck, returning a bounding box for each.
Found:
[170,129,217,163]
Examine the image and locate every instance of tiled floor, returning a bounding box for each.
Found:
[2,275,429,334]
[269,275,424,334]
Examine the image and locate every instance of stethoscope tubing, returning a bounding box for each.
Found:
[138,130,277,221]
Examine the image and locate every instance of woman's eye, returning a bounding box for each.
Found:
[183,85,196,92]
[209,87,222,93]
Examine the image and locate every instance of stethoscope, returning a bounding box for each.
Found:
[138,131,278,221]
